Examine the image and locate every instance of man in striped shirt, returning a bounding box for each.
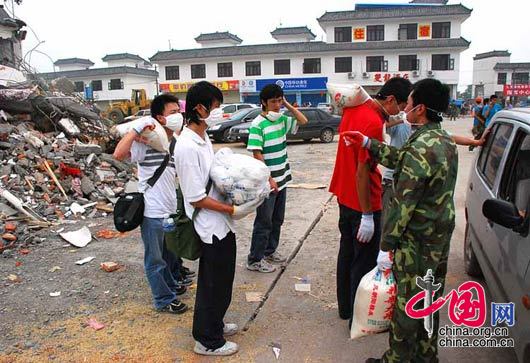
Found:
[246,84,308,273]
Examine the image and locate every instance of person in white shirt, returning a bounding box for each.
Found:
[174,81,260,357]
[113,94,188,314]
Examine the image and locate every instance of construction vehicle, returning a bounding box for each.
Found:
[106,89,151,124]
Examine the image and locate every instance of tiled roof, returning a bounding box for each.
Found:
[271,26,316,39]
[102,53,147,62]
[36,66,158,80]
[194,31,242,43]
[473,50,511,60]
[0,5,25,28]
[494,62,530,71]
[151,37,470,62]
[54,58,95,66]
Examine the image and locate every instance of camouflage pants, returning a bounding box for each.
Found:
[382,237,450,363]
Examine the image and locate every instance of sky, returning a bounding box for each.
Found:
[9,0,530,90]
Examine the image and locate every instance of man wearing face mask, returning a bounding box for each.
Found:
[343,79,458,363]
[329,77,412,324]
[113,93,188,314]
[246,84,308,273]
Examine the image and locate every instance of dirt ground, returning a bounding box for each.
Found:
[0,119,518,362]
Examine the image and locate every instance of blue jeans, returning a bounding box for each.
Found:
[140,217,179,309]
[248,188,286,264]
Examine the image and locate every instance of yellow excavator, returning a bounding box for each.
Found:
[106,89,151,123]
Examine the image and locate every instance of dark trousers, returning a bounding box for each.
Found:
[192,232,236,350]
[336,203,381,321]
[248,188,286,264]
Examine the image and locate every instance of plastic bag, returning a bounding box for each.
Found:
[327,83,371,115]
[111,117,169,152]
[350,266,397,340]
[210,148,270,205]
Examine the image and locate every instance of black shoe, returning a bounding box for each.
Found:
[158,299,188,314]
[178,276,193,286]
[173,284,187,296]
[180,266,196,278]
[365,359,381,363]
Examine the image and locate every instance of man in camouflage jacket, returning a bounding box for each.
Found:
[344,79,458,363]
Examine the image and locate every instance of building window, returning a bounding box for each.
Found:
[398,23,417,40]
[108,79,123,90]
[334,27,352,43]
[245,61,261,76]
[399,55,419,71]
[91,80,102,91]
[217,62,233,78]
[74,81,84,92]
[366,56,386,72]
[303,58,321,74]
[165,66,179,80]
[367,25,384,41]
[497,73,507,85]
[431,54,454,71]
[274,59,290,75]
[191,64,206,79]
[335,57,352,73]
[512,72,529,84]
[432,22,451,39]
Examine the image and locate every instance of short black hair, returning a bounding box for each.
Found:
[490,94,498,100]
[410,78,450,123]
[374,77,413,103]
[150,93,179,119]
[260,84,284,111]
[185,81,223,124]
[483,98,490,104]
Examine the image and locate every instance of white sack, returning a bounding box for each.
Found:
[111,117,169,152]
[327,83,371,115]
[350,266,397,340]
[210,148,270,205]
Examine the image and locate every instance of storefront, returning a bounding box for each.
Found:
[159,80,241,103]
[240,77,329,106]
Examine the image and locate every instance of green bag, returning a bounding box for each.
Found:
[165,181,212,261]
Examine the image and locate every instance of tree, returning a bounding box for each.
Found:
[458,85,473,100]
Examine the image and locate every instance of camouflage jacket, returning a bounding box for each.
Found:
[368,122,458,252]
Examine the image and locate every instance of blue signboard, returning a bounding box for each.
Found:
[255,77,328,92]
[84,85,93,100]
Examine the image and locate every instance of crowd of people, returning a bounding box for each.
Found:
[112,76,490,359]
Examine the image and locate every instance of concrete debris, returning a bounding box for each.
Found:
[59,226,92,248]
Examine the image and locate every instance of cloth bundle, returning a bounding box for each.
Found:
[112,116,169,152]
[210,148,271,205]
[327,83,371,115]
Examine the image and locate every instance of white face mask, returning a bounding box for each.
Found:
[266,111,282,121]
[203,107,224,127]
[164,113,183,132]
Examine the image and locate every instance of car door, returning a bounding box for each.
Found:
[295,109,322,139]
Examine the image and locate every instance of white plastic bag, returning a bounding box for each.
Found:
[210,148,270,205]
[327,83,371,115]
[350,266,396,340]
[111,116,169,152]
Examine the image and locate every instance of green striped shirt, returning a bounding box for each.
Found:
[247,114,298,191]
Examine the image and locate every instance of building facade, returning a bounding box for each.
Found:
[0,4,27,85]
[151,1,471,105]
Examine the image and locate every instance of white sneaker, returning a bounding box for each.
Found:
[264,251,287,264]
[246,259,276,273]
[194,341,239,356]
[223,323,238,336]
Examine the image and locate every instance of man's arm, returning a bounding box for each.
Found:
[283,98,308,125]
[253,150,277,193]
[368,139,401,170]
[356,160,371,213]
[385,118,404,128]
[191,197,233,214]
[113,119,153,161]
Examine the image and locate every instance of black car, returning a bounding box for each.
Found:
[228,107,341,144]
[206,107,261,142]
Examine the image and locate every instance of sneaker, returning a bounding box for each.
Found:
[180,266,196,278]
[264,251,287,264]
[158,299,188,314]
[173,284,187,296]
[246,259,276,273]
[223,323,238,336]
[194,341,239,356]
[178,276,193,287]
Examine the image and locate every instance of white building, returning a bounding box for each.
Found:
[0,4,27,85]
[36,54,158,109]
[473,50,530,102]
[151,0,471,105]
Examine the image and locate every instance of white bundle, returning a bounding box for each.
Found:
[111,116,169,152]
[210,148,271,205]
[327,83,371,115]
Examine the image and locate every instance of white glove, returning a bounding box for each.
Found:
[231,198,263,220]
[377,250,394,271]
[133,119,155,134]
[357,213,375,243]
[342,131,369,148]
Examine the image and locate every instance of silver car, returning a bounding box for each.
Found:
[465,108,530,363]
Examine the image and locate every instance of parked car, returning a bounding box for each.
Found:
[464,108,530,363]
[220,103,257,119]
[317,102,333,113]
[229,107,340,145]
[207,108,261,143]
[123,109,150,122]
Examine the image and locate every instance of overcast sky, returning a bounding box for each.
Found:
[10,0,530,90]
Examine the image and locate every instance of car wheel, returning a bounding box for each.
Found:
[464,221,483,277]
[320,128,334,143]
[222,129,231,143]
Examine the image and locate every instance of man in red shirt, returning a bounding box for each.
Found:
[329,78,412,323]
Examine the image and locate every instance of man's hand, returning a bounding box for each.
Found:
[134,135,149,144]
[478,128,491,146]
[232,198,263,220]
[269,177,279,194]
[357,213,375,243]
[133,119,155,134]
[341,131,369,148]
[377,250,394,271]
[282,97,292,109]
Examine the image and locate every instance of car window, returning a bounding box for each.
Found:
[499,129,530,212]
[302,110,320,123]
[478,122,513,189]
[223,105,236,113]
[238,104,251,110]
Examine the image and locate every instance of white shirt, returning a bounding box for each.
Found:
[174,127,234,244]
[130,141,177,219]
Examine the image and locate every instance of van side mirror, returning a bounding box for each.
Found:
[482,199,524,229]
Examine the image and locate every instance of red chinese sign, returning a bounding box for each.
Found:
[504,84,530,96]
[353,28,365,40]
[419,25,431,38]
[374,73,410,83]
